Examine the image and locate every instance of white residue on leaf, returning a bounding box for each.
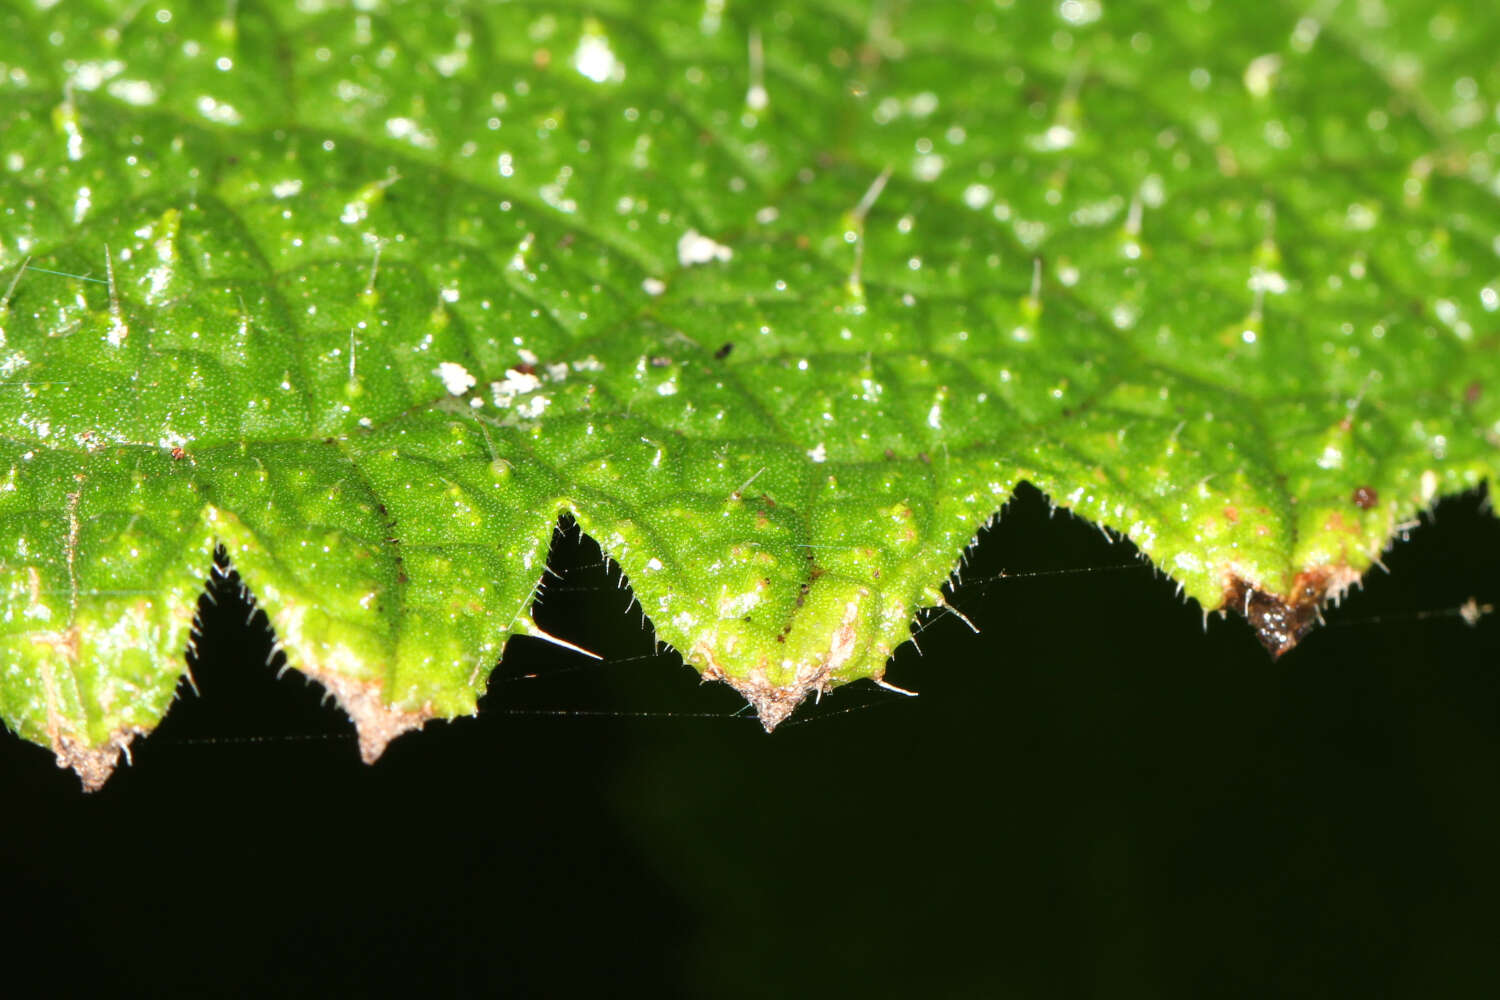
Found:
[516,395,550,419]
[677,229,733,266]
[434,361,477,396]
[642,277,666,296]
[195,95,242,125]
[807,442,827,463]
[1243,53,1281,98]
[491,368,543,407]
[963,183,993,210]
[913,153,945,182]
[70,59,124,91]
[1058,0,1103,26]
[574,26,625,84]
[18,413,50,440]
[718,588,762,617]
[1247,270,1289,295]
[1032,124,1080,151]
[385,116,438,150]
[108,78,158,106]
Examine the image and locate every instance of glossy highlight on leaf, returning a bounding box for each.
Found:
[0,0,1496,788]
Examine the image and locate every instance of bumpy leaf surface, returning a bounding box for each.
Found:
[1,0,1497,787]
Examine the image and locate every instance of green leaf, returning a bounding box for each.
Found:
[2,0,1496,788]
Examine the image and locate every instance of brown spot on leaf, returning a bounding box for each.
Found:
[1222,567,1356,658]
[303,668,434,763]
[1223,576,1319,658]
[1352,485,1378,509]
[56,731,141,792]
[1223,505,1239,523]
[694,599,863,731]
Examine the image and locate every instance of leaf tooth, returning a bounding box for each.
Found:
[1221,565,1362,657]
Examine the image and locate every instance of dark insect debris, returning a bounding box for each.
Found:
[1223,569,1340,658]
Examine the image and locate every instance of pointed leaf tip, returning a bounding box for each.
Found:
[1224,567,1361,658]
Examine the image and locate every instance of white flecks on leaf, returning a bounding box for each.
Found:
[574,29,625,84]
[1243,53,1282,98]
[913,153,945,182]
[1058,0,1103,27]
[516,395,550,419]
[642,277,666,296]
[108,79,158,106]
[1248,270,1289,295]
[677,229,733,266]
[491,368,543,407]
[434,362,477,396]
[385,116,438,149]
[807,442,827,463]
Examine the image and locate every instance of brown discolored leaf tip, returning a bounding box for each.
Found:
[57,730,141,792]
[1223,567,1357,658]
[297,667,435,763]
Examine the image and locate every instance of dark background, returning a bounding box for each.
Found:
[3,484,1498,998]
